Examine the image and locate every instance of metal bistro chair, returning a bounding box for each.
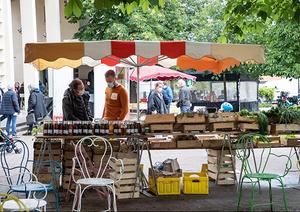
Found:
[0,175,48,211]
[236,133,292,211]
[0,139,60,211]
[72,136,124,212]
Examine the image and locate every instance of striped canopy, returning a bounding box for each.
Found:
[25,40,265,72]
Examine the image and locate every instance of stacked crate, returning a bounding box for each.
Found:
[33,140,63,206]
[207,149,236,185]
[176,113,206,133]
[208,112,237,131]
[145,114,175,133]
[109,153,139,199]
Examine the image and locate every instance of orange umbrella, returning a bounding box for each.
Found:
[177,55,241,74]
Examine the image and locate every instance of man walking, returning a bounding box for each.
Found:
[26,84,47,135]
[0,85,20,137]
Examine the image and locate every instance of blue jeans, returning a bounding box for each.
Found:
[6,115,17,136]
[180,105,191,113]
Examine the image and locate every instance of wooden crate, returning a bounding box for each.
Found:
[150,138,177,149]
[255,136,281,148]
[239,123,259,132]
[202,138,224,149]
[208,112,237,123]
[110,155,139,199]
[237,115,256,123]
[150,123,173,133]
[271,124,300,134]
[210,122,236,131]
[176,113,205,124]
[287,138,300,147]
[177,139,202,149]
[183,124,206,133]
[207,149,236,185]
[145,114,176,124]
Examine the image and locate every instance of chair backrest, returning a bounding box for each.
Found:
[236,133,292,176]
[74,136,113,179]
[0,140,30,186]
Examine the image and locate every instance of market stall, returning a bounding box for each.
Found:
[26,40,295,208]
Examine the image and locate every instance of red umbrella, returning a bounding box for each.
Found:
[129,65,196,82]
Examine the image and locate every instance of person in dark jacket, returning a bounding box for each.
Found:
[163,81,173,113]
[0,85,20,136]
[0,87,6,121]
[62,78,92,121]
[147,82,168,115]
[26,85,48,135]
[177,79,192,113]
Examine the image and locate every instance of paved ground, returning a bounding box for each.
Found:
[1,136,300,211]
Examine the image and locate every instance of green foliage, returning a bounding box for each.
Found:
[256,112,269,135]
[223,0,300,37]
[279,107,300,124]
[239,109,251,117]
[259,87,275,102]
[64,0,167,18]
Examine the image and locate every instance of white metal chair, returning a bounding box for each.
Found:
[71,136,124,212]
[0,173,48,211]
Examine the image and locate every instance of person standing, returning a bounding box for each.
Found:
[103,70,129,121]
[0,85,20,136]
[147,82,168,115]
[26,85,48,135]
[177,79,192,113]
[163,81,173,113]
[63,78,92,121]
[14,82,21,106]
[0,86,5,122]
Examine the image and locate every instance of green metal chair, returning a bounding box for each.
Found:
[236,133,292,211]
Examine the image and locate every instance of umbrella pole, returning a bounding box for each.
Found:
[137,66,140,120]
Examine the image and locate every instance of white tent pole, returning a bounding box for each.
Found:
[137,66,140,120]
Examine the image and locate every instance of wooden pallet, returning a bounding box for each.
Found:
[182,124,206,133]
[150,138,177,149]
[150,123,173,133]
[110,155,140,199]
[207,149,236,185]
[34,149,62,161]
[210,122,236,131]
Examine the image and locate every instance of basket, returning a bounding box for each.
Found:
[149,176,181,195]
[183,164,209,194]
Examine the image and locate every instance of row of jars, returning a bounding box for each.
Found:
[43,121,143,136]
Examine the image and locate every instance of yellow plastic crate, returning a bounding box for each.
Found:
[149,176,181,195]
[183,164,209,194]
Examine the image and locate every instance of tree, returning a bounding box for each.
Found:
[259,87,275,102]
[73,0,186,41]
[223,0,300,37]
[64,0,167,18]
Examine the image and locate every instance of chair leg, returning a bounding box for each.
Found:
[268,180,273,211]
[112,184,117,212]
[54,190,59,212]
[107,190,111,211]
[277,178,288,211]
[72,185,81,212]
[250,180,256,212]
[237,176,245,211]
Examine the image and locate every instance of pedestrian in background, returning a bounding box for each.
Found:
[177,79,192,113]
[0,85,20,137]
[25,84,47,135]
[163,81,173,113]
[147,81,168,114]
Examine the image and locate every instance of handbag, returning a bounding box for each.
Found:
[26,111,36,125]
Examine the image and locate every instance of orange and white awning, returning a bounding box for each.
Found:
[25,40,265,72]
